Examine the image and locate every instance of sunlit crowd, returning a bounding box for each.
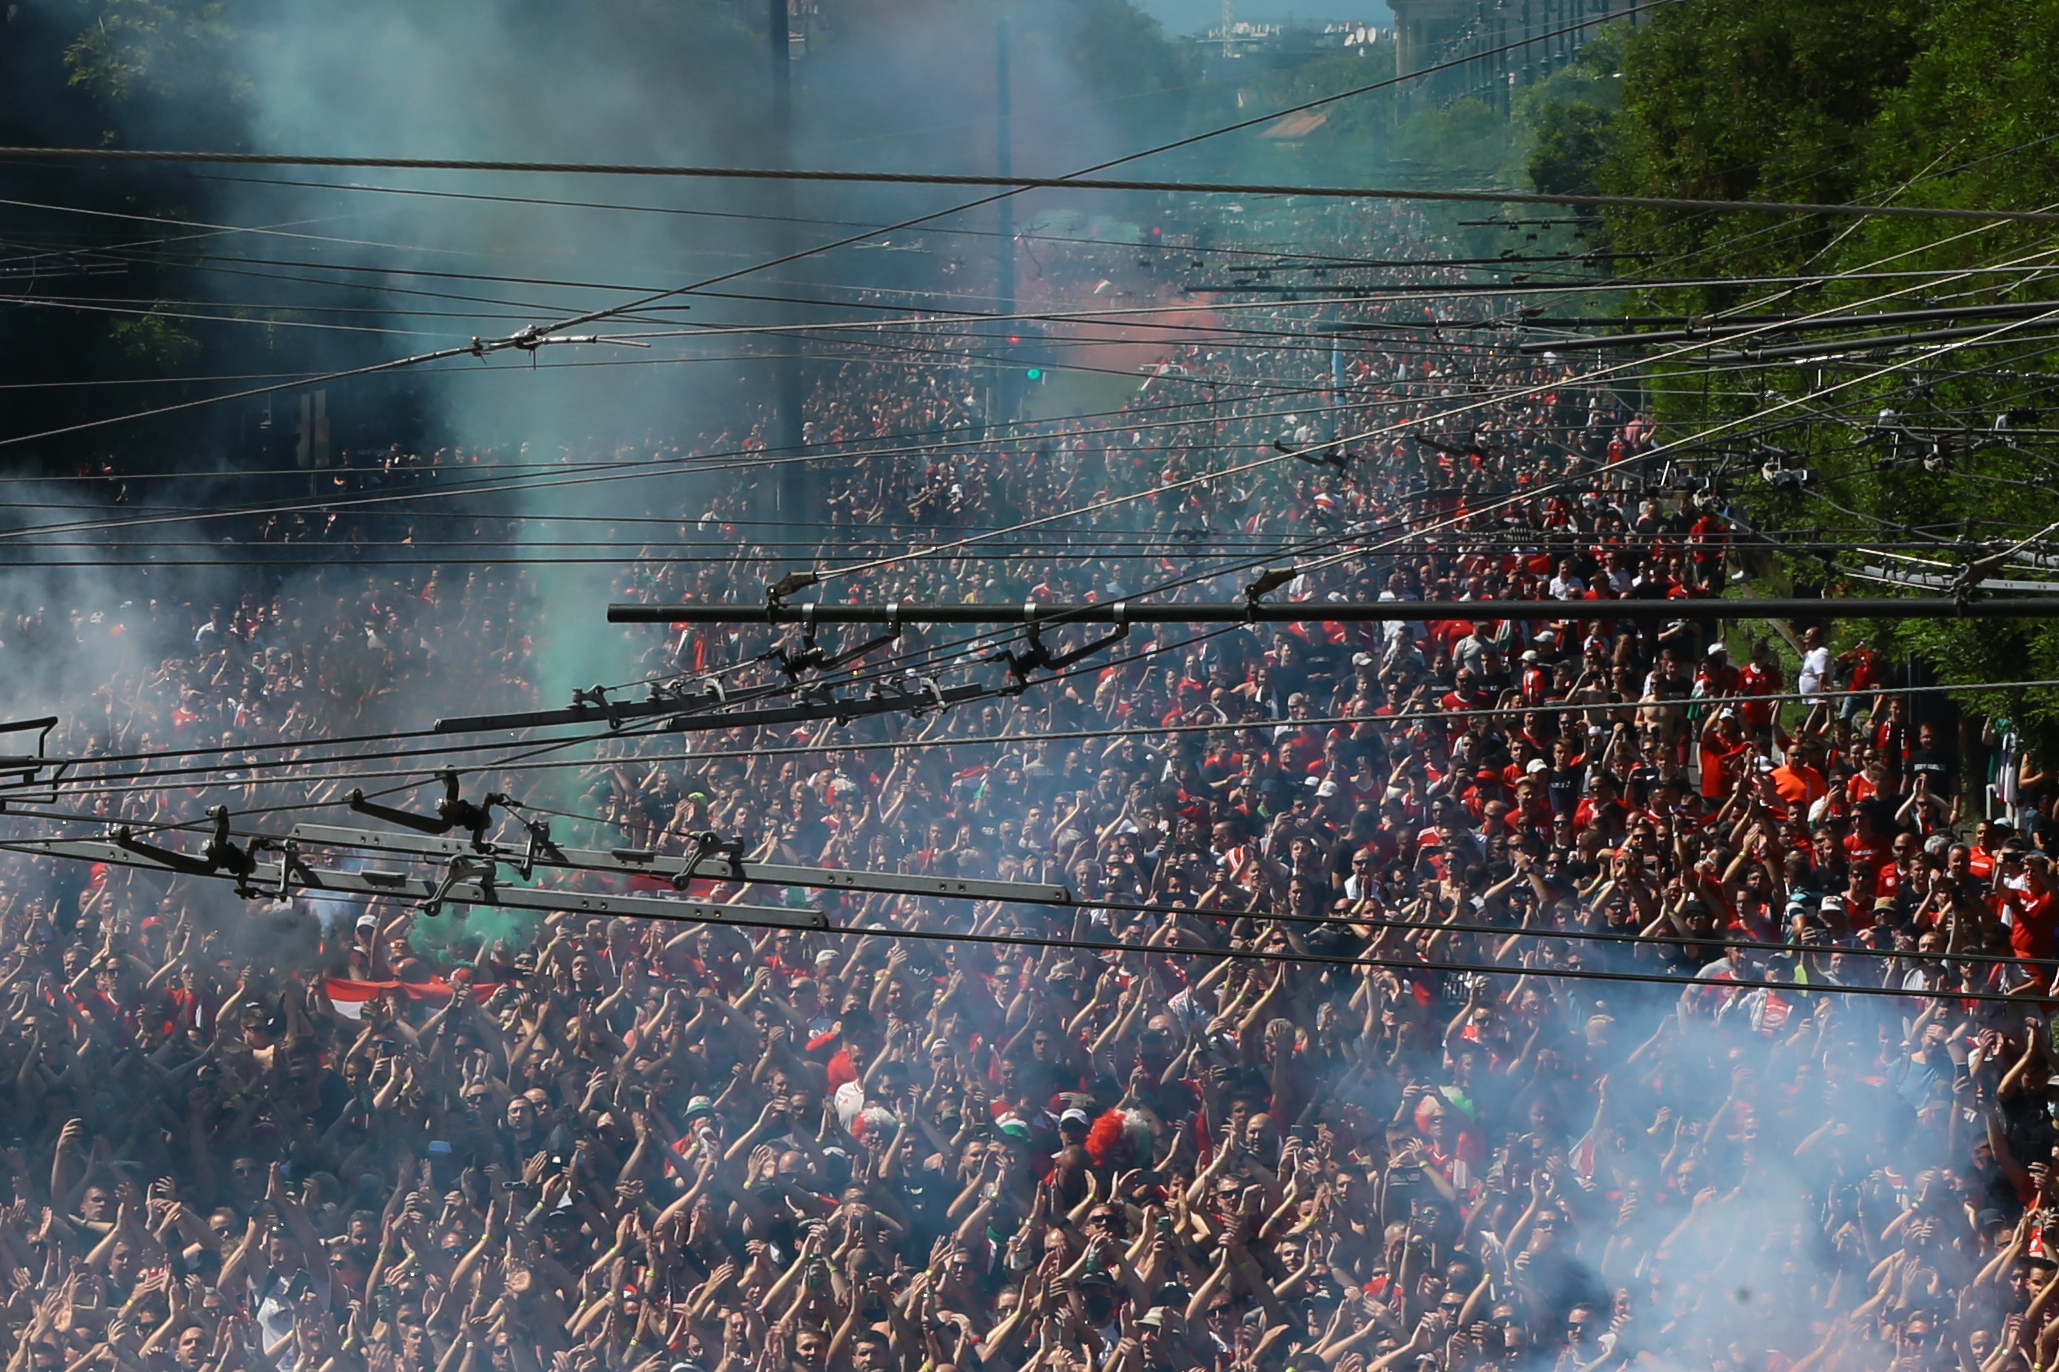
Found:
[0,210,2056,1372]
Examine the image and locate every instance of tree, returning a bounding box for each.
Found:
[1587,0,2059,758]
[1519,21,1627,196]
[1598,0,1926,307]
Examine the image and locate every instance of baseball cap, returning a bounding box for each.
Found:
[685,1096,715,1119]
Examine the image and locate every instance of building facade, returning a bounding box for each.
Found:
[1390,0,1629,106]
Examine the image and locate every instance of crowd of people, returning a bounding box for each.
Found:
[3,209,2059,1372]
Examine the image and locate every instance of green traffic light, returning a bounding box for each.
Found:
[1025,367,1043,380]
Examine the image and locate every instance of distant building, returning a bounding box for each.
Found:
[1390,0,1631,107]
[1189,19,1380,77]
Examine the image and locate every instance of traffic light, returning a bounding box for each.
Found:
[1025,367,1043,381]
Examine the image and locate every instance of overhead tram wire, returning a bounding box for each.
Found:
[0,337,1992,547]
[0,526,1934,551]
[0,662,1989,836]
[12,133,2042,362]
[303,821,2059,983]
[7,598,2052,981]
[23,152,2059,230]
[0,300,1666,530]
[55,217,2059,377]
[10,254,2039,585]
[20,794,2057,983]
[85,162,1634,274]
[793,246,2059,592]
[90,235,2059,316]
[0,268,1567,455]
[16,164,2057,560]
[445,0,1706,351]
[1588,130,2059,317]
[0,362,1388,494]
[0,833,2040,1009]
[41,654,2059,799]
[614,597,2059,627]
[34,619,1259,829]
[12,40,2042,918]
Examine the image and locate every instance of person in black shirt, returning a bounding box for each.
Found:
[1906,722,1957,805]
[1546,736,1586,818]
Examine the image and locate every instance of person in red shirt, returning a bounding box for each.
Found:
[1462,767,1506,822]
[1967,819,2008,880]
[1842,807,1895,894]
[1439,667,1492,714]
[1870,695,1912,764]
[2003,853,2057,988]
[1839,642,1885,718]
[1698,641,1741,697]
[1698,708,1750,800]
[1519,649,1551,704]
[1739,640,1783,738]
[1574,771,1631,839]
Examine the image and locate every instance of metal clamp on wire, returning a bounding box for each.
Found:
[348,769,508,848]
[572,685,623,731]
[109,806,265,894]
[766,570,819,615]
[261,839,305,904]
[1245,567,1297,621]
[669,830,745,891]
[417,854,499,918]
[896,673,949,717]
[776,607,903,684]
[490,798,560,880]
[986,610,1130,695]
[773,607,830,683]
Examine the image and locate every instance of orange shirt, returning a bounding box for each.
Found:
[1771,761,1829,809]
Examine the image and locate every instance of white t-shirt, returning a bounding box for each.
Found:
[1799,647,1834,700]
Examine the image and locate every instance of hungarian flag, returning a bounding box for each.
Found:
[325,976,500,1019]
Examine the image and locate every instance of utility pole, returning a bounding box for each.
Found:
[768,0,810,526]
[994,15,1017,425]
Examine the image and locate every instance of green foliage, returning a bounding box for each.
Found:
[1391,98,1526,186]
[1529,101,1613,195]
[108,310,201,366]
[61,0,247,118]
[1047,0,1194,127]
[1519,22,1626,196]
[1599,0,1926,306]
[1588,0,2059,755]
